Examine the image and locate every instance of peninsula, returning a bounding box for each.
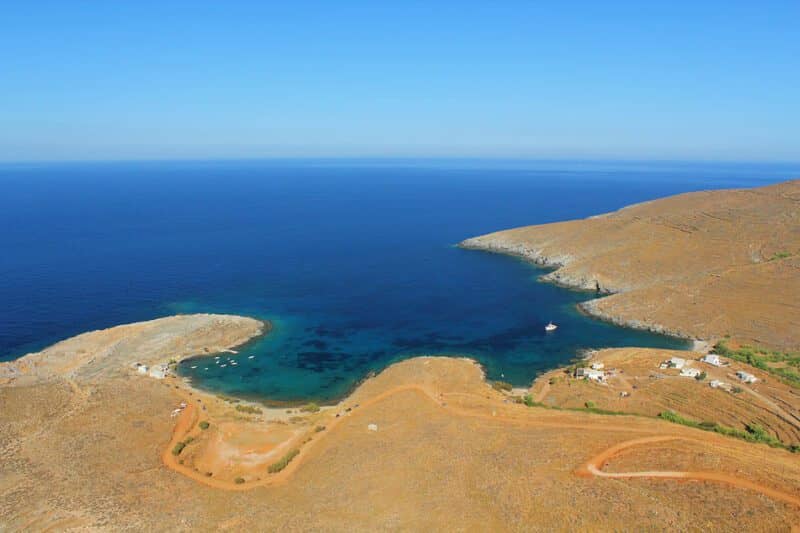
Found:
[461,179,800,351]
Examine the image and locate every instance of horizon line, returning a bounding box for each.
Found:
[2,155,800,167]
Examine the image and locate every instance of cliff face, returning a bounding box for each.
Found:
[461,179,800,350]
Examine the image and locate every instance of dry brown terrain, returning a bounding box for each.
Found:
[4,180,800,530]
[461,179,800,350]
[2,318,800,531]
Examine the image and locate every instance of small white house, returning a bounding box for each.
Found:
[680,367,701,378]
[701,354,723,367]
[668,357,687,369]
[591,362,605,370]
[576,368,605,382]
[367,423,378,432]
[736,370,758,383]
[148,365,167,379]
[137,365,149,375]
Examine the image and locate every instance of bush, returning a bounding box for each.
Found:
[713,341,800,386]
[695,371,707,381]
[523,394,535,407]
[314,425,326,432]
[584,401,596,409]
[234,477,245,484]
[172,442,186,456]
[301,402,320,413]
[659,410,787,449]
[731,386,744,394]
[268,448,300,473]
[492,380,513,392]
[199,421,210,430]
[235,404,263,415]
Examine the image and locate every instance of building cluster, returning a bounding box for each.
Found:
[655,351,759,391]
[133,362,169,379]
[575,362,607,383]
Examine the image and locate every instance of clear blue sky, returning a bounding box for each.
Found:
[2,1,798,161]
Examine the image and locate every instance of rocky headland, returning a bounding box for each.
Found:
[461,179,800,350]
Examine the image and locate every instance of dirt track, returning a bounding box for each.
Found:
[582,435,800,509]
[163,379,800,514]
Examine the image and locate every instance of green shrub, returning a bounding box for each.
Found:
[659,410,787,449]
[268,448,300,473]
[492,380,513,392]
[731,386,744,394]
[172,442,186,456]
[199,421,210,430]
[234,477,245,484]
[769,251,793,261]
[523,394,535,407]
[235,404,263,415]
[584,401,596,409]
[695,371,707,381]
[314,425,326,432]
[301,402,320,413]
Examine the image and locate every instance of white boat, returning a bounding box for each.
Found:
[545,321,558,332]
[248,355,255,359]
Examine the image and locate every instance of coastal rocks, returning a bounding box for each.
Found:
[459,236,569,269]
[459,236,613,293]
[578,299,694,342]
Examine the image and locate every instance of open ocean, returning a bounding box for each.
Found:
[1,159,797,403]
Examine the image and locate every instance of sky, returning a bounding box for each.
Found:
[2,1,799,161]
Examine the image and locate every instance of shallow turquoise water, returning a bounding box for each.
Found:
[2,159,796,403]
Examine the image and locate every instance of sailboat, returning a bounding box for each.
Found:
[545,321,558,332]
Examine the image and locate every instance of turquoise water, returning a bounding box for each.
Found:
[1,159,797,403]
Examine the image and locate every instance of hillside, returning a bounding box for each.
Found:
[461,179,800,351]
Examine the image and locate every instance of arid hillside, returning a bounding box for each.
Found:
[461,179,800,350]
[2,318,800,531]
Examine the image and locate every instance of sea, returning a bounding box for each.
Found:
[1,159,797,403]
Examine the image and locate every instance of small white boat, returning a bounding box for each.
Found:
[220,364,227,368]
[248,355,255,359]
[545,321,558,332]
[191,365,197,369]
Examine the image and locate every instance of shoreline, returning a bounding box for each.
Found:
[459,237,707,350]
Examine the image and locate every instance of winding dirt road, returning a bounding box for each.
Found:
[581,435,800,509]
[160,383,800,513]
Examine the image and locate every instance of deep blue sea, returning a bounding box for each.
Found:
[2,159,797,403]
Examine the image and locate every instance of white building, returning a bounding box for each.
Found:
[736,370,758,383]
[576,368,606,382]
[148,365,167,379]
[591,362,605,370]
[137,365,149,375]
[680,367,701,378]
[668,357,686,369]
[701,354,723,367]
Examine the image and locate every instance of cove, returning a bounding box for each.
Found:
[1,159,795,403]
